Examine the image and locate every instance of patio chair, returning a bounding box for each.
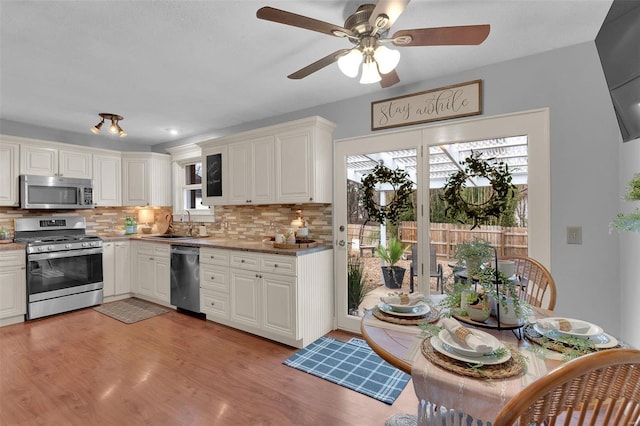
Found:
[493,348,640,425]
[499,255,557,310]
[410,245,443,293]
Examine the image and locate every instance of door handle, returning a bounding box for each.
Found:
[337,240,345,247]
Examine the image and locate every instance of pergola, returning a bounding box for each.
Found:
[346,136,528,189]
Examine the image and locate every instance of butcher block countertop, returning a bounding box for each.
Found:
[104,235,332,256]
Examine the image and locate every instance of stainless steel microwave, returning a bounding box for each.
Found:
[20,175,94,209]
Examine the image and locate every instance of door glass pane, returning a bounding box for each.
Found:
[429,136,528,293]
[346,150,417,317]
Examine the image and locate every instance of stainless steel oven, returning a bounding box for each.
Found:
[15,216,103,320]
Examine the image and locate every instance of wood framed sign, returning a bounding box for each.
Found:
[371,79,483,131]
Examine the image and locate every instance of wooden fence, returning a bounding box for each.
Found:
[347,222,528,259]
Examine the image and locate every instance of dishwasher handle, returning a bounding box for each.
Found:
[170,245,200,255]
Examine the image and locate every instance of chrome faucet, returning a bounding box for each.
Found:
[182,210,193,236]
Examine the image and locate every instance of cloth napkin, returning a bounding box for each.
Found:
[441,317,492,352]
[536,318,573,332]
[380,292,425,306]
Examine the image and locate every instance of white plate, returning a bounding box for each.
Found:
[533,324,618,349]
[378,302,431,317]
[438,329,501,357]
[536,317,603,338]
[430,336,511,365]
[382,301,425,313]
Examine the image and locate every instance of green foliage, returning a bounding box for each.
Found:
[374,236,409,267]
[347,256,371,310]
[361,165,414,226]
[441,151,517,229]
[453,238,493,276]
[611,173,640,233]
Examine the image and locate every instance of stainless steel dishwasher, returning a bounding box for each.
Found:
[170,245,200,313]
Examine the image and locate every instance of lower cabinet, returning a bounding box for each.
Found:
[0,249,26,326]
[103,241,132,299]
[201,248,333,348]
[133,241,170,305]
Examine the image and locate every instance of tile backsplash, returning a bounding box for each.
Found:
[0,204,333,244]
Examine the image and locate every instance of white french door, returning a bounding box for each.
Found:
[333,109,550,334]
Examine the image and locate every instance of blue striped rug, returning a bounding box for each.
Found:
[283,336,410,404]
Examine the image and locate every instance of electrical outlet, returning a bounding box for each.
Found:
[567,226,582,244]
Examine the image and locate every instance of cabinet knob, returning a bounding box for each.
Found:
[149,257,154,260]
[211,276,215,280]
[210,255,215,259]
[241,259,245,263]
[211,302,215,306]
[309,197,313,201]
[274,264,278,268]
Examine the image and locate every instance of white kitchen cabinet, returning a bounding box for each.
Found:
[103,240,131,300]
[122,153,171,206]
[0,249,26,326]
[134,241,170,304]
[102,242,115,297]
[201,247,332,348]
[261,272,296,338]
[228,136,274,205]
[20,144,92,178]
[0,139,19,206]
[274,118,334,203]
[93,153,121,206]
[200,247,230,320]
[198,116,335,206]
[114,241,131,295]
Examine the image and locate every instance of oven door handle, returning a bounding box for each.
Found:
[28,247,103,261]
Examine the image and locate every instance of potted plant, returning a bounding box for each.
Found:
[476,267,524,324]
[465,290,491,322]
[347,256,371,316]
[375,236,409,289]
[453,238,493,277]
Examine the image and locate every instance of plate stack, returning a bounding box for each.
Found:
[533,317,618,349]
[375,293,438,324]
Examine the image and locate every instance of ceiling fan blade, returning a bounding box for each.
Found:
[392,24,490,46]
[288,49,351,80]
[380,69,400,88]
[369,0,410,31]
[257,6,353,38]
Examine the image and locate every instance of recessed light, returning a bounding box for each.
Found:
[166,128,179,136]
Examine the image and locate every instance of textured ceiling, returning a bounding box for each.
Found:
[0,0,612,147]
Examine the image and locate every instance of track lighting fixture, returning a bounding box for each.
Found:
[91,113,126,138]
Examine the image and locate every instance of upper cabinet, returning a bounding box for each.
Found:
[228,136,274,204]
[122,152,171,206]
[93,152,122,207]
[0,139,19,206]
[20,143,92,178]
[198,116,335,206]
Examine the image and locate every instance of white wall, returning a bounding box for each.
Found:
[619,138,640,348]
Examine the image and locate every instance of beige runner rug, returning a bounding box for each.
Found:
[94,298,170,324]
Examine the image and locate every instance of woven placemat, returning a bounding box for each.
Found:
[523,323,621,354]
[373,306,440,325]
[420,338,525,380]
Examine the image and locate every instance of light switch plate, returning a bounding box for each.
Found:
[567,226,582,244]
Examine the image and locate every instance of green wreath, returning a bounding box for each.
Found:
[361,165,414,225]
[441,151,516,229]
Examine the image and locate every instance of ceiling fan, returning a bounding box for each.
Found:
[257,0,490,88]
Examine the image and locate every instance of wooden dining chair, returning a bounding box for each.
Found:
[500,255,557,310]
[493,348,640,425]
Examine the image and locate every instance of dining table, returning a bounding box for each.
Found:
[361,295,624,426]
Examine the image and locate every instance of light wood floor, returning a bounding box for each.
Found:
[0,305,417,425]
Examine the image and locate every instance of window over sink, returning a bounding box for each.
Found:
[167,144,215,222]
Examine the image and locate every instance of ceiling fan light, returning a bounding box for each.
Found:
[360,58,381,84]
[338,49,362,78]
[374,46,400,74]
